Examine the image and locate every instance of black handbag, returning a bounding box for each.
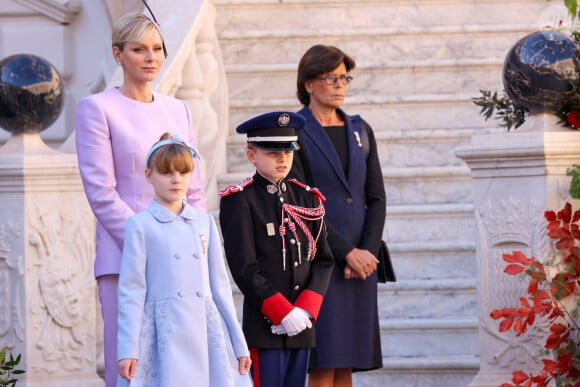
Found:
[377,240,396,283]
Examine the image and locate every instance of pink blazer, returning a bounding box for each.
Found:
[75,88,207,278]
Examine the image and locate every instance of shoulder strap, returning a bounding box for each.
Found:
[219,177,254,197]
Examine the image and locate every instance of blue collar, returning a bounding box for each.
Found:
[147,199,196,223]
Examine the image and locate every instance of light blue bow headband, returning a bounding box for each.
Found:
[145,134,200,168]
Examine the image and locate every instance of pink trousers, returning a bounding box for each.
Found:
[97,274,118,387]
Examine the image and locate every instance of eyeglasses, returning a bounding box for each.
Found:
[315,74,353,86]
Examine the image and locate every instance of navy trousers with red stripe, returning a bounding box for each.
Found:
[250,348,310,387]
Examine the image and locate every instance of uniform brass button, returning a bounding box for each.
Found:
[290,238,296,245]
[294,261,298,267]
[294,285,300,291]
[346,198,353,204]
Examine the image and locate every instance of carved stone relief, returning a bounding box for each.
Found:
[476,195,550,369]
[27,202,96,374]
[0,223,23,350]
[13,0,82,24]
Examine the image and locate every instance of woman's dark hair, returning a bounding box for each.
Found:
[296,44,356,106]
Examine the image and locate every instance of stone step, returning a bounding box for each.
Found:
[224,127,485,170]
[377,129,484,168]
[215,0,547,32]
[232,288,479,385]
[227,93,503,134]
[385,203,475,243]
[219,24,535,64]
[226,58,505,101]
[378,278,477,319]
[353,355,479,387]
[231,281,477,328]
[381,317,478,358]
[388,240,476,280]
[385,166,473,205]
[225,129,480,166]
[217,163,473,208]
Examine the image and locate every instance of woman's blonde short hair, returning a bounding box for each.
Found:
[112,13,162,53]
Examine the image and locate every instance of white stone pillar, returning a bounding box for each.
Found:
[175,2,227,211]
[455,114,580,387]
[0,133,103,386]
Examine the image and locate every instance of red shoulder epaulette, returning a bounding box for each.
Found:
[219,177,254,197]
[287,178,326,202]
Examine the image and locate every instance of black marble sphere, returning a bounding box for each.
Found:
[503,30,580,114]
[0,54,64,133]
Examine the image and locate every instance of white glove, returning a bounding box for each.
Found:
[271,324,287,335]
[280,307,312,337]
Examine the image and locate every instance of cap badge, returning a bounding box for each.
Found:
[277,113,290,127]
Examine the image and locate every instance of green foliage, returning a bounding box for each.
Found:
[567,164,580,199]
[564,0,578,20]
[472,89,529,131]
[0,348,24,387]
[548,0,579,22]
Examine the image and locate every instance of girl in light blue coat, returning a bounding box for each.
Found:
[117,133,252,387]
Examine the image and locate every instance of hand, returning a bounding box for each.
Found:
[238,356,252,375]
[280,307,312,336]
[345,248,379,280]
[344,264,360,279]
[118,358,137,381]
[271,323,287,335]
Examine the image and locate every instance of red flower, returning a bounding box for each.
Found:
[566,109,580,128]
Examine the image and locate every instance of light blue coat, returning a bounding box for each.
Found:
[117,200,251,387]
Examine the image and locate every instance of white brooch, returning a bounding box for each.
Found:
[354,131,363,147]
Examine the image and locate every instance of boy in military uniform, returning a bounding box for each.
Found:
[219,111,334,387]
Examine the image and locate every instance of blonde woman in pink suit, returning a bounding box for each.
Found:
[74,13,206,387]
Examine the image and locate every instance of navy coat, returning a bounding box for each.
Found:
[291,106,386,370]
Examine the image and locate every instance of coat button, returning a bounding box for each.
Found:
[294,285,300,291]
[174,253,181,259]
[196,291,203,297]
[177,291,184,297]
[193,254,199,260]
[346,198,353,204]
[294,261,298,267]
[290,238,296,245]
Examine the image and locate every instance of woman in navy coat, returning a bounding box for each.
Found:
[292,44,386,387]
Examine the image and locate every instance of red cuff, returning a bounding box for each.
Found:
[261,293,293,325]
[294,289,323,321]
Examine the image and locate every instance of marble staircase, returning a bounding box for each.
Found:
[213,0,551,385]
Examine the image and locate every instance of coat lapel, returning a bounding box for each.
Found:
[344,114,364,186]
[298,107,350,191]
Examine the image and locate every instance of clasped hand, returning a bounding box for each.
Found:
[344,247,379,280]
[271,307,312,336]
